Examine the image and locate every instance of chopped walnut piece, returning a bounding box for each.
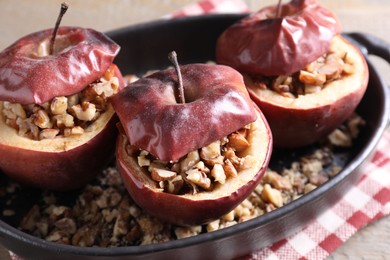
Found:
[186,168,211,190]
[223,147,241,168]
[39,129,60,140]
[93,77,120,98]
[71,102,96,121]
[309,173,329,186]
[223,159,238,178]
[262,184,283,208]
[318,53,345,79]
[151,168,177,182]
[304,183,317,194]
[72,225,98,247]
[328,128,352,147]
[347,114,366,138]
[137,150,150,167]
[180,150,200,172]
[34,109,52,129]
[200,140,223,166]
[53,113,75,128]
[70,126,84,135]
[50,96,68,115]
[2,102,26,119]
[54,218,77,235]
[263,171,292,191]
[174,225,202,239]
[272,75,291,92]
[46,230,71,244]
[211,164,226,184]
[222,210,235,222]
[207,219,220,232]
[228,132,249,152]
[343,63,355,74]
[299,70,326,86]
[162,175,184,194]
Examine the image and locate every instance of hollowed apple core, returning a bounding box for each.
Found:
[116,108,272,225]
[246,35,368,148]
[0,103,118,191]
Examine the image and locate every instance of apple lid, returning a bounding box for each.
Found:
[0,26,120,104]
[216,0,341,76]
[111,63,258,162]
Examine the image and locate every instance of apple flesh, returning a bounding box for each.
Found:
[0,26,120,104]
[116,107,272,226]
[0,65,124,191]
[246,36,369,148]
[110,63,258,162]
[216,0,340,76]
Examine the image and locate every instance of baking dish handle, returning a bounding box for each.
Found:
[345,32,390,127]
[346,32,390,62]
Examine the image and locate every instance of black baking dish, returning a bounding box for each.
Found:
[0,14,389,260]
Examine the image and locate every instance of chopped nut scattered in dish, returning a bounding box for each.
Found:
[0,113,365,247]
[0,65,120,140]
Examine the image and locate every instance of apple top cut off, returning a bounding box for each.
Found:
[216,0,341,76]
[111,63,258,162]
[0,26,120,104]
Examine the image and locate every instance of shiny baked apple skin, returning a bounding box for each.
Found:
[246,36,368,148]
[0,66,124,191]
[110,63,258,162]
[0,26,120,104]
[116,107,272,226]
[216,0,340,77]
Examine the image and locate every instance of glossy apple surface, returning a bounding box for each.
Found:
[0,66,124,191]
[111,63,257,162]
[116,107,272,226]
[246,36,368,148]
[0,26,120,104]
[216,0,340,76]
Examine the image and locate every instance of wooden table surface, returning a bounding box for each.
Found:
[0,1,389,259]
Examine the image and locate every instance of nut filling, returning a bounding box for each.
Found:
[0,112,365,246]
[251,51,354,97]
[133,125,253,194]
[1,65,120,140]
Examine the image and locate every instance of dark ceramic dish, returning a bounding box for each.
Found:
[0,14,389,260]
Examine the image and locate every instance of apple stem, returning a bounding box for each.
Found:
[276,0,282,18]
[49,2,69,55]
[168,51,186,104]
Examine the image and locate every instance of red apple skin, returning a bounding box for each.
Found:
[246,36,369,148]
[248,88,365,148]
[0,26,120,104]
[111,63,257,162]
[0,114,117,191]
[216,0,340,76]
[116,107,273,226]
[0,66,124,191]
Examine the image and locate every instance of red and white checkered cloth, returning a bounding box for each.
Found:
[249,130,390,259]
[167,0,390,259]
[9,1,390,259]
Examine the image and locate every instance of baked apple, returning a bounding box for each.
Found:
[216,0,369,148]
[0,5,124,190]
[111,61,273,225]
